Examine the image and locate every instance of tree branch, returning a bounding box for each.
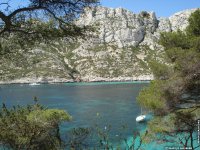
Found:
[0,11,7,20]
[0,2,8,6]
[0,0,99,36]
[8,6,44,18]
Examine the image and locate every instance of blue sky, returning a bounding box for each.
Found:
[1,0,200,17]
[100,0,200,17]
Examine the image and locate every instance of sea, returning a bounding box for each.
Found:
[0,82,196,149]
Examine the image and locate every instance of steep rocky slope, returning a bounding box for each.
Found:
[0,7,196,83]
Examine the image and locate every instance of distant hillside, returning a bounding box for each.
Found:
[0,7,196,84]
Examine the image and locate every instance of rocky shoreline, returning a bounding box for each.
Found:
[0,75,153,85]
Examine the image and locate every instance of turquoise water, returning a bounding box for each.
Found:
[0,83,148,134]
[0,82,195,149]
[0,82,148,147]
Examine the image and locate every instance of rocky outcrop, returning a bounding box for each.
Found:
[169,9,196,31]
[0,7,197,84]
[77,7,158,48]
[77,7,196,48]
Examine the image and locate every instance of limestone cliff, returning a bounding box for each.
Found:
[0,7,197,84]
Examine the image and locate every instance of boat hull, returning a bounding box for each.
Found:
[136,115,146,122]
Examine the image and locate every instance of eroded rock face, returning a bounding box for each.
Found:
[77,7,158,48]
[157,18,171,32]
[169,9,196,31]
[0,7,197,83]
[77,7,196,48]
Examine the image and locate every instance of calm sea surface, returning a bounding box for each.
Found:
[0,82,196,149]
[0,82,163,149]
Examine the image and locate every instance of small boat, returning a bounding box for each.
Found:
[136,107,146,122]
[136,114,146,122]
[29,83,40,86]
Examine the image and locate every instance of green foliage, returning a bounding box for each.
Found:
[0,102,71,150]
[137,80,166,114]
[0,20,59,55]
[65,127,91,149]
[0,101,144,150]
[186,9,200,36]
[143,114,175,143]
[0,18,94,56]
[164,47,185,63]
[0,0,99,38]
[149,60,171,79]
[27,109,71,125]
[140,9,200,113]
[137,9,200,148]
[159,30,190,50]
[148,115,174,136]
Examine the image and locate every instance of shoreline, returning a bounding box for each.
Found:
[0,76,153,85]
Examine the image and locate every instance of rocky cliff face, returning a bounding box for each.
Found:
[0,7,196,83]
[77,7,196,48]
[77,7,158,48]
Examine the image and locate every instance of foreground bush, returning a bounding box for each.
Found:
[0,101,71,150]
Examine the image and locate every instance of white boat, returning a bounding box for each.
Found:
[136,107,146,122]
[29,83,40,86]
[136,115,146,122]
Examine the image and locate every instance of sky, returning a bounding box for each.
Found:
[100,0,200,17]
[1,0,200,17]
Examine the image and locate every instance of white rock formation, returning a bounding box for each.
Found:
[169,9,196,31]
[77,7,159,48]
[77,7,196,49]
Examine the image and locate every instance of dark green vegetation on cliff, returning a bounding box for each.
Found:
[137,9,200,149]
